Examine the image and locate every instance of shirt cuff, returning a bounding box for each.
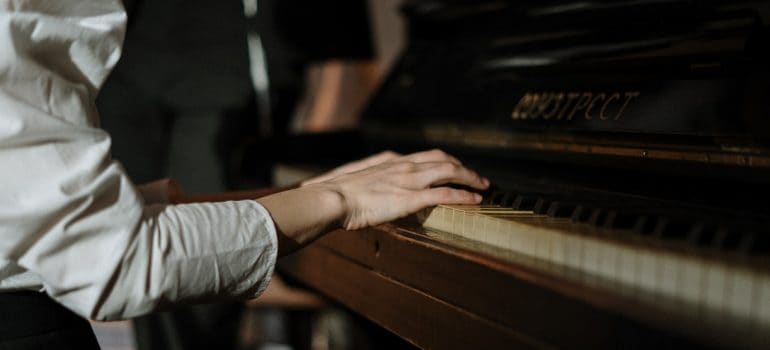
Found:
[247,200,279,298]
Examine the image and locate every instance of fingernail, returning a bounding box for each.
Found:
[483,178,490,186]
[474,193,482,202]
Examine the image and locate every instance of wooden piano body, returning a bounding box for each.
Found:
[245,1,770,348]
[280,222,726,349]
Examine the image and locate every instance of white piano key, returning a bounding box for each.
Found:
[636,250,658,293]
[616,245,638,290]
[754,276,770,326]
[514,220,538,258]
[678,257,703,307]
[496,215,511,250]
[658,253,679,299]
[479,211,490,245]
[503,218,515,254]
[437,206,449,232]
[581,238,603,277]
[703,264,728,315]
[597,237,618,284]
[550,230,566,266]
[563,233,583,275]
[728,268,754,321]
[534,224,551,261]
[462,210,472,239]
[484,215,502,248]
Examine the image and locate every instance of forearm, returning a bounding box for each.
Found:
[135,177,332,257]
[135,178,317,256]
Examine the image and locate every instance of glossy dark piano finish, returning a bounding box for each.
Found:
[274,1,770,349]
[365,0,770,175]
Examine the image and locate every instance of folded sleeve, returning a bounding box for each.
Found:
[0,0,278,320]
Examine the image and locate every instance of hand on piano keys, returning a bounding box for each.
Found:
[256,149,490,255]
[302,149,490,230]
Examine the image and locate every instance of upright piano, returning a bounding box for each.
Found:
[273,1,770,348]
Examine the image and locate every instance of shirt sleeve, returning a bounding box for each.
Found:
[0,0,278,320]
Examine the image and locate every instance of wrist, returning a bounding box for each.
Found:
[256,182,349,256]
[301,183,348,230]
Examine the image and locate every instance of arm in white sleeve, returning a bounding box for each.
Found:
[0,0,277,320]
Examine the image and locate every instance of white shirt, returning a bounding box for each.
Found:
[0,0,278,320]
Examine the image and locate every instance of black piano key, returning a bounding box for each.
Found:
[571,205,593,223]
[737,232,755,254]
[500,192,517,207]
[748,232,770,255]
[632,215,657,234]
[695,225,732,249]
[721,232,744,251]
[599,210,616,228]
[710,227,731,250]
[512,195,539,211]
[485,190,506,205]
[686,222,708,245]
[652,218,692,240]
[547,201,577,218]
[588,208,609,226]
[603,211,644,231]
[533,198,554,215]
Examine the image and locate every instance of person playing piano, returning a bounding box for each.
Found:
[0,1,489,349]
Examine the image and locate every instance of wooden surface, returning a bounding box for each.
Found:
[278,221,733,349]
[281,243,541,350]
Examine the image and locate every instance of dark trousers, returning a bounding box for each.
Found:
[0,292,100,350]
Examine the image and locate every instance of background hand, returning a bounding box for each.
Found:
[301,150,401,185]
[301,149,465,185]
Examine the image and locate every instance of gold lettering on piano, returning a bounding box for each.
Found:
[512,91,641,121]
[586,93,605,120]
[600,93,621,120]
[559,93,580,120]
[567,92,592,120]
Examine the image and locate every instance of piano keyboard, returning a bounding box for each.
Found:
[417,202,770,331]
